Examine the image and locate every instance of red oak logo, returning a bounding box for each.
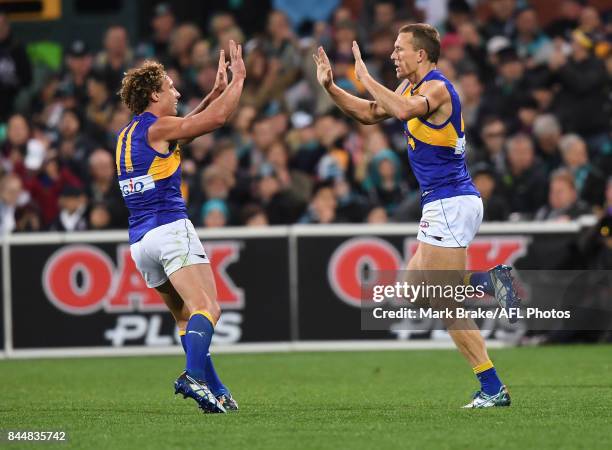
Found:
[42,242,244,315]
[328,236,529,306]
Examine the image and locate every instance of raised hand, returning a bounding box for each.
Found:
[228,39,246,81]
[312,46,333,89]
[213,49,230,93]
[352,40,369,82]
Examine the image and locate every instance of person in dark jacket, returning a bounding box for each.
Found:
[0,12,32,121]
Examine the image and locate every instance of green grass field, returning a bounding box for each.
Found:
[1,345,611,449]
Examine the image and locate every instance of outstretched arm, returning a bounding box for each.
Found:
[313,46,396,125]
[149,40,246,146]
[352,41,446,122]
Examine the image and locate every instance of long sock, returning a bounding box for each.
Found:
[465,272,495,296]
[184,311,215,381]
[473,360,503,396]
[180,327,228,396]
[204,353,229,396]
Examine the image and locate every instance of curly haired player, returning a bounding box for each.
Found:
[117,40,245,413]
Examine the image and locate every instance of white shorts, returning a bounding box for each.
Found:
[417,195,483,248]
[130,218,209,288]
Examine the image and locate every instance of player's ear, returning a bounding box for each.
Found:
[151,91,160,103]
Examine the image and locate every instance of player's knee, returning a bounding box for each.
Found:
[187,289,221,323]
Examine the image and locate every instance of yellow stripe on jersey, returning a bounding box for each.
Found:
[115,126,129,175]
[124,121,139,173]
[407,118,458,148]
[147,147,181,181]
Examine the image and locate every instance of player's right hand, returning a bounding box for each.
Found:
[228,39,246,81]
[313,46,333,89]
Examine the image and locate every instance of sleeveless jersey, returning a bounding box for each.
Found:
[115,111,187,244]
[401,69,479,205]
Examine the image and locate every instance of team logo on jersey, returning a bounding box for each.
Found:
[119,174,155,197]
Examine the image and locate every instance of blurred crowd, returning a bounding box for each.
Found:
[0,0,611,236]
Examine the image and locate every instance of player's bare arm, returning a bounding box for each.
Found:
[351,41,449,122]
[312,46,403,125]
[148,40,246,151]
[178,49,231,146]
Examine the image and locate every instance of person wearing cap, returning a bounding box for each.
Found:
[200,198,228,228]
[60,40,93,109]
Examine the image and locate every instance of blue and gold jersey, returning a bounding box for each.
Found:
[401,69,479,205]
[115,112,187,244]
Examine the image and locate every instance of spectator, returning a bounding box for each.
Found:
[481,0,517,39]
[471,163,509,221]
[0,12,32,122]
[139,3,176,65]
[85,71,114,145]
[471,116,506,175]
[549,29,609,144]
[535,169,591,221]
[88,201,112,230]
[532,114,563,174]
[457,71,483,134]
[479,47,531,132]
[559,133,606,207]
[1,114,30,171]
[257,163,305,224]
[94,25,134,94]
[54,109,94,179]
[299,180,342,224]
[241,203,269,226]
[59,40,93,115]
[503,133,548,217]
[0,173,24,233]
[266,140,312,204]
[201,199,229,228]
[86,149,128,228]
[367,205,388,224]
[513,7,552,67]
[48,185,88,231]
[168,23,201,74]
[363,149,408,216]
[546,0,582,38]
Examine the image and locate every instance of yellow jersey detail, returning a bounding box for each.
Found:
[402,84,460,148]
[124,121,139,173]
[147,147,181,181]
[407,118,458,148]
[115,126,129,175]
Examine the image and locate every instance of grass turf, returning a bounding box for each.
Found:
[0,345,611,449]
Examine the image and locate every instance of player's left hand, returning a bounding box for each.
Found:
[352,41,369,82]
[213,49,230,93]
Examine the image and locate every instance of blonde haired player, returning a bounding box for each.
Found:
[314,24,520,408]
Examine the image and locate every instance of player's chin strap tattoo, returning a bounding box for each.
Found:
[418,94,430,115]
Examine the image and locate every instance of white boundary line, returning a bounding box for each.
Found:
[1,340,509,360]
[4,218,597,245]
